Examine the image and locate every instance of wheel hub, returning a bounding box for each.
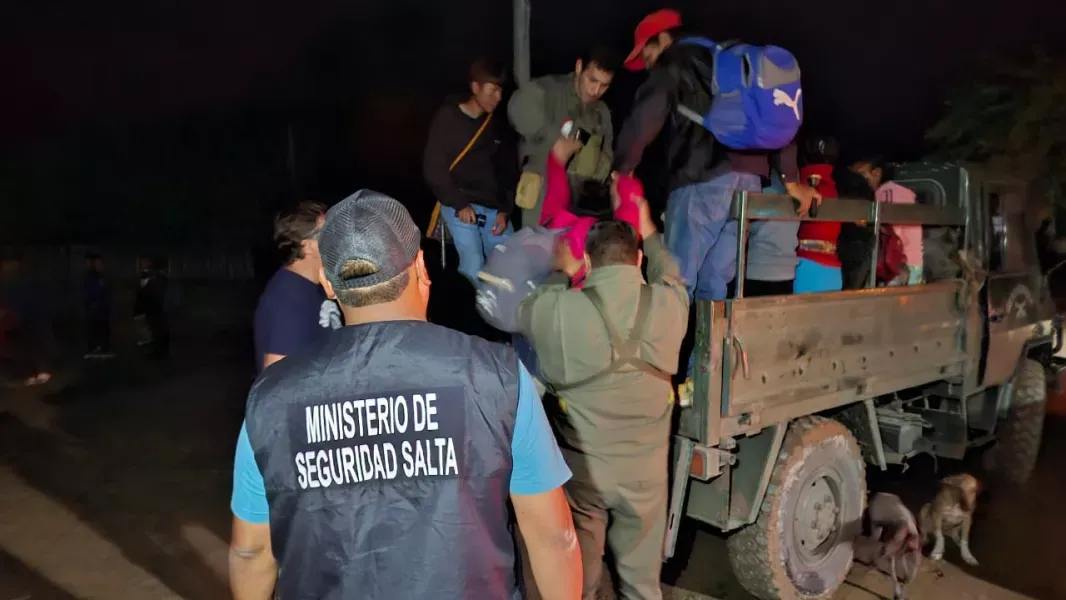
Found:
[794,472,841,563]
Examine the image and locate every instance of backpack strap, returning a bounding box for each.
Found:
[675,37,726,127]
[551,285,671,392]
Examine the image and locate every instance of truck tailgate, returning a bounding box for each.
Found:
[721,282,966,427]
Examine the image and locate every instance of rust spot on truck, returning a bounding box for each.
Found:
[793,331,824,360]
[776,339,797,360]
[841,377,868,395]
[841,333,864,346]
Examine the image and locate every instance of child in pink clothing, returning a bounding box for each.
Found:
[876,181,923,285]
[538,149,643,287]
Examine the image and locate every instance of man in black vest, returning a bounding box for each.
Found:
[229,190,582,600]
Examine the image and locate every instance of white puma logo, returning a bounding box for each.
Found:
[772,88,802,120]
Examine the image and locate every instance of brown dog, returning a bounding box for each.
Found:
[855,492,922,600]
[919,473,981,566]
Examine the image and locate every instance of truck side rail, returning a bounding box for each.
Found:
[731,192,967,296]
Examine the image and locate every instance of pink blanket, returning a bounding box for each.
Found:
[539,152,642,287]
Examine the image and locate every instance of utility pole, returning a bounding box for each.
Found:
[513,0,531,86]
[286,122,300,199]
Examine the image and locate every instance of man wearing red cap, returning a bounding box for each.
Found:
[614,9,820,302]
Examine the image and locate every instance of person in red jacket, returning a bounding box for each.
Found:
[539,136,642,288]
[795,136,844,293]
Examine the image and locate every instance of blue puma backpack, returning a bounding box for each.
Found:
[677,37,803,151]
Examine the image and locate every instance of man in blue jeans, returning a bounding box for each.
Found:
[613,10,819,304]
[423,59,518,285]
[613,10,820,390]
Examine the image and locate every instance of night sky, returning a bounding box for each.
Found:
[2,0,1065,241]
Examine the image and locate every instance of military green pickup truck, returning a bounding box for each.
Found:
[665,163,1060,600]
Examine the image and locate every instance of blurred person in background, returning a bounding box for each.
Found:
[0,255,53,386]
[133,256,170,360]
[83,251,115,359]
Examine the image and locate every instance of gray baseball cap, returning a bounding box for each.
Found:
[475,226,561,333]
[319,190,421,292]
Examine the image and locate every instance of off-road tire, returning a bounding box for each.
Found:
[984,359,1046,485]
[727,416,866,600]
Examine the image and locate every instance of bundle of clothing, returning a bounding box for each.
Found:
[474,153,646,334]
[539,151,642,287]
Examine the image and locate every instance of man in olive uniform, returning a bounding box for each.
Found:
[508,45,619,229]
[516,190,688,600]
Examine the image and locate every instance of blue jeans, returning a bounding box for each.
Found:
[746,177,800,284]
[794,258,843,293]
[664,172,763,301]
[441,204,514,286]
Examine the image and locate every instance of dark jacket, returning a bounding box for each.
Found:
[245,321,523,600]
[834,167,877,289]
[423,100,517,213]
[134,269,167,318]
[84,271,110,312]
[613,40,800,191]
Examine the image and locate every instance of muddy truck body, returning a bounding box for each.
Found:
[665,162,1061,600]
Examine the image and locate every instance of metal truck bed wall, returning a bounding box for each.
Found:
[680,284,967,444]
[666,164,1061,554]
[678,193,970,446]
[723,283,965,433]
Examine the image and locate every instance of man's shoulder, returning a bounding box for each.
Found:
[248,351,307,403]
[422,322,515,360]
[248,330,335,395]
[532,73,573,96]
[255,271,290,315]
[592,98,612,119]
[525,283,599,323]
[430,101,463,124]
[532,73,566,87]
[248,323,520,406]
[261,269,321,301]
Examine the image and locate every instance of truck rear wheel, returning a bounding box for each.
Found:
[984,358,1046,485]
[727,416,866,600]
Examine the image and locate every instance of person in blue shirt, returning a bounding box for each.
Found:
[230,190,581,600]
[253,202,328,372]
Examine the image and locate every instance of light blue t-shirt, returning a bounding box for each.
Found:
[231,363,571,524]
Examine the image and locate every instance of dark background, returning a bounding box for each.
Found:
[2,0,1065,248]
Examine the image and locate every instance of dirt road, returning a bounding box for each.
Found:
[1,333,1063,600]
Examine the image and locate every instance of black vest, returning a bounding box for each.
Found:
[245,321,523,600]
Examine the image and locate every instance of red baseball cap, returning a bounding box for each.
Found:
[624,9,683,72]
